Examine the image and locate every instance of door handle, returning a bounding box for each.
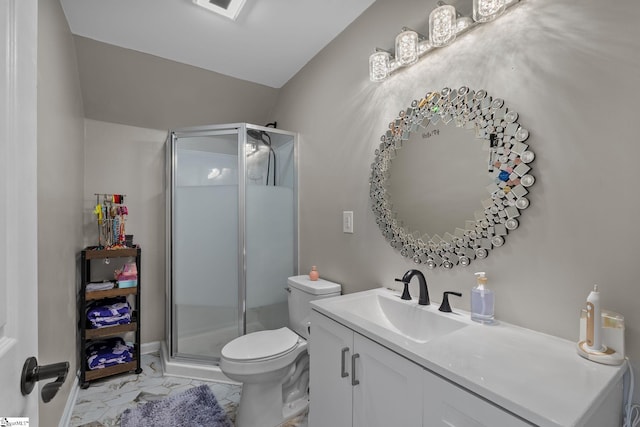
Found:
[351,353,360,386]
[21,356,69,403]
[340,347,349,378]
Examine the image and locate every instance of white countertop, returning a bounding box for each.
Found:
[311,287,626,427]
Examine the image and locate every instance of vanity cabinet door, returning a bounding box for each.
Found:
[309,311,354,427]
[352,333,423,427]
[422,370,533,427]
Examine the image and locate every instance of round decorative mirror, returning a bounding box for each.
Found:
[369,86,535,269]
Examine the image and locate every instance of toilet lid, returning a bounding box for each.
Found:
[221,327,299,362]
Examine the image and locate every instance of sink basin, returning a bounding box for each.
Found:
[319,288,468,344]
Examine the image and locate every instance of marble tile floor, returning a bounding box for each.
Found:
[69,352,308,427]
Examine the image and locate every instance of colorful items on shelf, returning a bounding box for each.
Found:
[93,193,130,249]
[115,262,138,288]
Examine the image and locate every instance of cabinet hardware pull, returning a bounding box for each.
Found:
[351,353,360,386]
[341,347,349,378]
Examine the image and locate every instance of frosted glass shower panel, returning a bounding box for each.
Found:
[174,134,240,359]
[245,132,295,332]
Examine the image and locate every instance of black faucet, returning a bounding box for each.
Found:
[394,269,430,305]
[439,291,462,313]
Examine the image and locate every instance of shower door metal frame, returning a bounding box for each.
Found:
[166,123,298,363]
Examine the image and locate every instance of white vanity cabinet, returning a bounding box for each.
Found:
[310,288,626,427]
[309,310,423,427]
[422,371,533,426]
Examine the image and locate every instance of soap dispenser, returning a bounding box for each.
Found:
[471,272,494,324]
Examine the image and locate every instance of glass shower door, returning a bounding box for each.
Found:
[172,131,241,360]
[245,128,296,332]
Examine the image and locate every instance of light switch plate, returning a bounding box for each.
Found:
[343,211,354,233]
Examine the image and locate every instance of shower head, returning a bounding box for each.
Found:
[247,129,269,145]
[246,129,276,186]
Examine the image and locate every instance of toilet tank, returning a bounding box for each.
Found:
[288,275,341,339]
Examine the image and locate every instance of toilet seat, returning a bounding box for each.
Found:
[221,327,300,362]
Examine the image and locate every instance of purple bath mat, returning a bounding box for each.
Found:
[120,384,232,427]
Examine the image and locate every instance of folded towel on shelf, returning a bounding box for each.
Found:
[86,297,132,328]
[86,281,116,292]
[86,337,134,370]
[89,312,131,329]
[87,297,130,319]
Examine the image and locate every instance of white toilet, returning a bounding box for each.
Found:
[220,275,341,427]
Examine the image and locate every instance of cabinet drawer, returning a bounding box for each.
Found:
[423,371,533,427]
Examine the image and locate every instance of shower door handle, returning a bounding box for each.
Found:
[340,347,349,378]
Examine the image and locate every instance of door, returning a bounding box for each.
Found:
[308,311,353,427]
[171,130,242,361]
[352,334,423,427]
[0,0,40,421]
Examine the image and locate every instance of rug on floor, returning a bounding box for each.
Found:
[120,384,232,427]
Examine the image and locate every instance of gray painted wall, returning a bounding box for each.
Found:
[83,120,166,345]
[273,0,640,396]
[37,0,85,423]
[73,36,280,131]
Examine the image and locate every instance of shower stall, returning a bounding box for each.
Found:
[164,123,297,376]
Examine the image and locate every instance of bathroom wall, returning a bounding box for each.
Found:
[73,36,280,131]
[273,0,640,395]
[77,33,283,345]
[83,119,166,344]
[37,0,85,423]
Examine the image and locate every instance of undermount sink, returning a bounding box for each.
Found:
[317,288,468,344]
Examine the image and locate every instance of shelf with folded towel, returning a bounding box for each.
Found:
[85,314,138,339]
[85,286,137,301]
[79,246,142,388]
[84,359,139,381]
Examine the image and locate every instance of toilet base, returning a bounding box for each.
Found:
[235,381,309,427]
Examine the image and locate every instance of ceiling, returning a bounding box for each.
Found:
[60,0,376,89]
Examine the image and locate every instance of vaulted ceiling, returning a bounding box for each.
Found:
[60,0,376,88]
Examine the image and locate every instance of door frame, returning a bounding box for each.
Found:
[0,0,40,421]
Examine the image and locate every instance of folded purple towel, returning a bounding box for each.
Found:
[89,312,131,329]
[87,297,130,319]
[86,337,133,370]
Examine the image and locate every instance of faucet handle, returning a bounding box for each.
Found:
[394,278,412,300]
[439,291,462,313]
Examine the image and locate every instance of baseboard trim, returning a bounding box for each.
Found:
[160,341,237,384]
[141,340,161,355]
[58,374,79,427]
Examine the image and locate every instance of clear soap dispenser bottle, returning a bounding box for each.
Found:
[471,272,494,324]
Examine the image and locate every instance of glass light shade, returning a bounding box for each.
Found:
[456,16,474,32]
[395,30,419,67]
[429,5,457,47]
[369,51,391,82]
[473,0,506,22]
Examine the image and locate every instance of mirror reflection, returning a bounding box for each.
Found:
[370,87,535,269]
[386,119,489,238]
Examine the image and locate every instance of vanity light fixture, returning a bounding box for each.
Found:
[395,28,423,67]
[473,0,506,22]
[429,4,457,47]
[369,49,393,82]
[369,0,519,82]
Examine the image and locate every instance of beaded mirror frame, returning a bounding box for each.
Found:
[369,86,535,269]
